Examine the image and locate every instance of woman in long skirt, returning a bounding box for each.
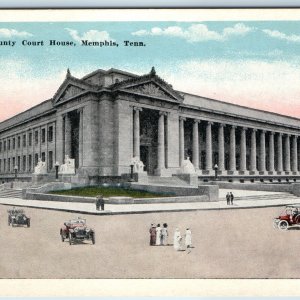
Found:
[155,224,162,245]
[173,228,182,251]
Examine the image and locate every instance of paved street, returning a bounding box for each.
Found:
[1,204,300,279]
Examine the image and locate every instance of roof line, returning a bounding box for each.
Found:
[180,91,300,122]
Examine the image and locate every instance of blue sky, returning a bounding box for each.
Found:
[1,21,300,120]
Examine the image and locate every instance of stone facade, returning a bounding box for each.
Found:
[0,67,300,183]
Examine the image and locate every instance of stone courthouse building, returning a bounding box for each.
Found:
[0,67,300,183]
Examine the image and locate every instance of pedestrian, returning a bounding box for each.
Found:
[185,228,192,250]
[230,192,234,205]
[161,223,168,245]
[173,228,182,251]
[95,194,104,211]
[149,224,156,246]
[226,192,230,205]
[156,224,162,245]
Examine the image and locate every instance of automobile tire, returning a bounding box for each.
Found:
[91,233,95,245]
[8,217,10,226]
[27,219,30,228]
[69,233,72,245]
[278,220,289,231]
[61,232,65,242]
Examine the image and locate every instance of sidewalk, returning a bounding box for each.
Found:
[0,194,300,215]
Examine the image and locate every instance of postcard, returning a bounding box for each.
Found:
[0,8,300,297]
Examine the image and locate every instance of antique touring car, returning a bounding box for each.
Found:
[60,217,95,245]
[273,204,300,230]
[8,208,30,227]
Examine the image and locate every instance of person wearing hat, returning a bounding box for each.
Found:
[161,223,169,246]
[149,223,156,246]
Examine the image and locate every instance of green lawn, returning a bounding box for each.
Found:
[50,186,171,198]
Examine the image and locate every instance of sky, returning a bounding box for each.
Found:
[1,21,300,121]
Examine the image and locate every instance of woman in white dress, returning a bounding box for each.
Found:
[173,228,182,251]
[155,224,162,245]
[185,228,192,249]
[161,223,168,245]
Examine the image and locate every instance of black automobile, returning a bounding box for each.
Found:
[8,208,30,227]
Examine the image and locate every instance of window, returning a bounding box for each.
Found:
[34,154,38,166]
[35,131,39,144]
[12,138,15,149]
[0,159,2,172]
[3,159,6,172]
[8,139,10,150]
[28,155,32,171]
[3,141,6,151]
[17,136,21,148]
[29,132,32,146]
[23,156,26,172]
[12,157,15,170]
[23,134,26,147]
[41,152,46,162]
[17,156,20,171]
[48,151,53,170]
[42,128,46,143]
[0,141,2,152]
[48,126,53,142]
[8,158,10,172]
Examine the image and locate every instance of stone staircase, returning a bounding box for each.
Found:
[228,192,300,202]
[147,176,190,186]
[0,188,23,199]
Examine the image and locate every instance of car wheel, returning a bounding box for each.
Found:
[91,233,95,245]
[27,219,30,228]
[8,217,10,226]
[278,220,289,230]
[69,233,72,245]
[273,219,279,229]
[61,232,65,242]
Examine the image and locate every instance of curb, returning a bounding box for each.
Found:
[1,201,300,215]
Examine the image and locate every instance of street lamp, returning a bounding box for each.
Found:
[14,165,18,179]
[129,163,134,182]
[214,164,218,181]
[55,161,60,180]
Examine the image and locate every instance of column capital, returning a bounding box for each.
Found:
[285,133,291,138]
[278,132,283,137]
[252,128,257,133]
[293,135,299,139]
[77,107,84,113]
[261,129,266,134]
[270,131,275,136]
[207,121,214,126]
[179,116,186,121]
[242,126,247,131]
[219,123,226,128]
[194,119,201,124]
[133,106,143,112]
[231,125,237,129]
[159,111,168,116]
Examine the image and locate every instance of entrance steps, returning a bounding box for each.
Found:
[0,188,23,199]
[226,192,299,202]
[147,176,190,186]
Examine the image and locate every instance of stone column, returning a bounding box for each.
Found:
[292,135,298,173]
[157,111,166,171]
[277,133,283,172]
[206,121,213,171]
[133,107,142,159]
[229,125,236,171]
[284,134,291,172]
[259,130,266,173]
[240,127,247,172]
[250,128,257,172]
[64,113,72,159]
[268,132,275,172]
[192,120,200,170]
[78,108,83,168]
[179,117,185,166]
[218,124,225,171]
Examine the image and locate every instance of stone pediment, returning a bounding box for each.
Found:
[52,70,98,106]
[111,67,184,103]
[125,82,177,101]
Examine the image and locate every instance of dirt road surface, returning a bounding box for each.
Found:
[0,205,298,279]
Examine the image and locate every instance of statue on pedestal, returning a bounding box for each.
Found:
[131,156,145,173]
[34,158,47,174]
[180,157,196,174]
[59,155,75,174]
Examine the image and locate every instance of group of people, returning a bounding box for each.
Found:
[226,192,234,205]
[149,223,169,246]
[149,224,192,252]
